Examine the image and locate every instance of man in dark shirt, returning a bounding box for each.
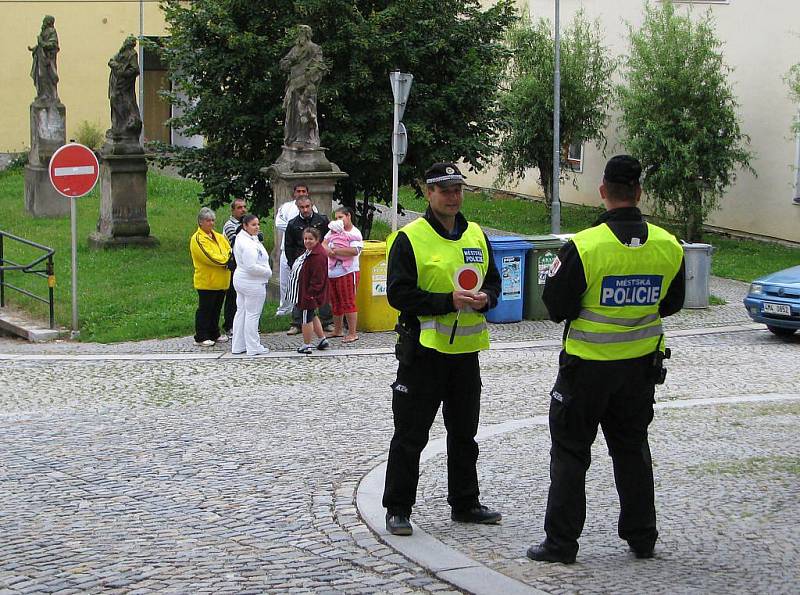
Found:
[285,195,332,333]
[527,155,685,564]
[382,162,503,536]
[221,198,247,337]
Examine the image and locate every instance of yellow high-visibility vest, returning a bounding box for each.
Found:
[565,222,682,361]
[387,218,491,354]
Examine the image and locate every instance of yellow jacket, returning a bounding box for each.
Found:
[190,227,231,290]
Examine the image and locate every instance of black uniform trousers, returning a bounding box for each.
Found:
[382,349,482,517]
[222,281,237,334]
[194,289,226,342]
[543,352,658,557]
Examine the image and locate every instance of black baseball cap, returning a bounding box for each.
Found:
[425,162,466,187]
[604,155,642,186]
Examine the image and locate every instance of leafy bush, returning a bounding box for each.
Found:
[786,63,800,135]
[617,1,754,241]
[73,120,105,150]
[4,152,28,171]
[497,10,615,204]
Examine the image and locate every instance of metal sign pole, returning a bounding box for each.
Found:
[49,143,99,339]
[389,71,413,232]
[551,0,562,234]
[70,196,79,337]
[391,101,400,232]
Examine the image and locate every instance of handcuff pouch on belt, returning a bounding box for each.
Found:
[650,334,671,385]
[394,322,419,365]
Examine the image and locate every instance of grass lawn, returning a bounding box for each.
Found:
[399,187,800,282]
[0,167,392,343]
[0,169,296,342]
[1,168,796,343]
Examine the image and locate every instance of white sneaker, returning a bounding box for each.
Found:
[216,334,229,343]
[247,346,270,356]
[195,339,215,347]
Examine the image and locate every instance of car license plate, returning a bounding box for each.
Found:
[763,302,791,316]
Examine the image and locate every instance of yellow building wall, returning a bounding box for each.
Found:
[1,1,168,153]
[469,0,800,243]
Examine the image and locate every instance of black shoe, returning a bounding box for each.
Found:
[629,546,654,559]
[450,504,502,524]
[385,513,412,536]
[526,543,576,564]
[316,338,330,350]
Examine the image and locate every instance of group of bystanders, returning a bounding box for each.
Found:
[189,184,363,356]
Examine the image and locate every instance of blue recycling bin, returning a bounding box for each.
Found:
[486,236,534,323]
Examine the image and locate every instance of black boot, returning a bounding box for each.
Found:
[526,542,576,564]
[385,513,412,536]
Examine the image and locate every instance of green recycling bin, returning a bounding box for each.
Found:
[522,234,566,320]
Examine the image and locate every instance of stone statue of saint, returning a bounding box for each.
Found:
[28,15,60,104]
[108,36,142,139]
[279,25,327,148]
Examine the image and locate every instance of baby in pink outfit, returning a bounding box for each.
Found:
[326,219,359,269]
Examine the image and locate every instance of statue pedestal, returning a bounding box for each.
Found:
[25,102,68,217]
[262,145,348,301]
[24,164,69,217]
[88,143,158,249]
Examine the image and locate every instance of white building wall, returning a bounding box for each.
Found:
[471,0,800,243]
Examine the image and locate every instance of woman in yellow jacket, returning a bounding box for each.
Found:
[190,207,232,346]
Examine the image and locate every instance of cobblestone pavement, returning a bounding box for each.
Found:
[1,276,798,593]
[414,331,800,593]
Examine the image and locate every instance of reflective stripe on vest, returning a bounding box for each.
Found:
[569,323,664,344]
[577,309,660,328]
[420,318,488,337]
[565,222,682,361]
[399,218,491,354]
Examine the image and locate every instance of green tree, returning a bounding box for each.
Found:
[158,0,516,229]
[617,1,753,241]
[497,10,615,204]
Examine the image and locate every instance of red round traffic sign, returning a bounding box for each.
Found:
[454,265,481,291]
[48,143,100,198]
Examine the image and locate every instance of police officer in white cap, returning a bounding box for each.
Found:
[528,155,685,564]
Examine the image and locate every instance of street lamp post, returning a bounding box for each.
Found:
[551,0,561,234]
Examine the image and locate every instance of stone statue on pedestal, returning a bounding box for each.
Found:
[263,25,347,302]
[24,15,68,217]
[280,25,327,148]
[89,37,157,249]
[29,15,60,105]
[103,36,143,155]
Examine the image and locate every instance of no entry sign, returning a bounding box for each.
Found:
[48,143,99,198]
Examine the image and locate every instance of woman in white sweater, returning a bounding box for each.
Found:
[231,214,272,355]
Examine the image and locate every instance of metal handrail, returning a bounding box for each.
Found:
[0,231,56,329]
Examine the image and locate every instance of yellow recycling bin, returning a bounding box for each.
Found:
[355,240,399,332]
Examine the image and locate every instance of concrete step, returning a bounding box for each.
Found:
[0,307,65,342]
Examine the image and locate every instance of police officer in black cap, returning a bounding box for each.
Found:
[527,155,686,564]
[381,162,503,536]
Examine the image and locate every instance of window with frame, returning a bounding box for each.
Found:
[565,143,583,172]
